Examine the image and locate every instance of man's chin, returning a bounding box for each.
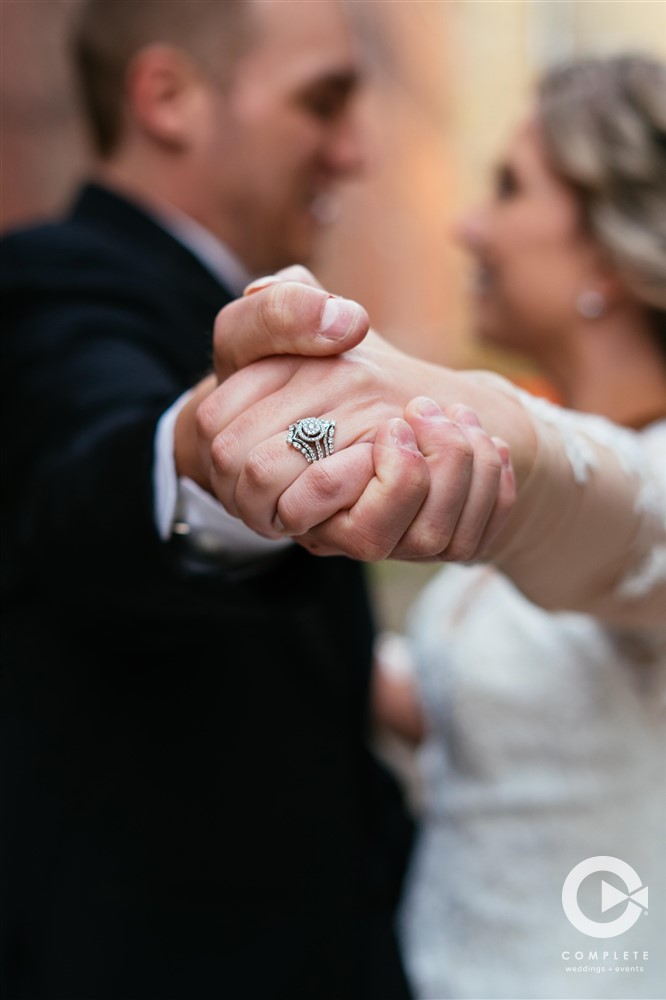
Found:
[276,233,320,272]
[266,207,339,272]
[309,192,341,226]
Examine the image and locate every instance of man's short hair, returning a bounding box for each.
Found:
[72,0,250,157]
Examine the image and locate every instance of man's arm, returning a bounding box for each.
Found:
[173,274,522,559]
[179,273,665,627]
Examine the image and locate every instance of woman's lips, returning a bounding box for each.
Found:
[469,261,494,297]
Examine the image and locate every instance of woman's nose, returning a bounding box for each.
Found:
[452,207,487,251]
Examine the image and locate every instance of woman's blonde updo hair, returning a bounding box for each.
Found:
[537,54,666,348]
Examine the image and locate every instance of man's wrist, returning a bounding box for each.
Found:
[174,373,217,490]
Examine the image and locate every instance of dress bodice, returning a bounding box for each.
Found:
[398,421,666,1000]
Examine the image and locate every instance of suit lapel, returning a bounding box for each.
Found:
[69,183,235,380]
[70,183,235,316]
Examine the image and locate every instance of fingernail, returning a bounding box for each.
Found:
[492,437,511,468]
[416,397,444,418]
[273,514,285,533]
[243,275,281,296]
[450,404,482,429]
[390,418,419,451]
[319,296,364,340]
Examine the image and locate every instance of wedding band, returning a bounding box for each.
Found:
[287,416,336,463]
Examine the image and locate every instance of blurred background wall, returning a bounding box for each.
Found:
[2,0,665,627]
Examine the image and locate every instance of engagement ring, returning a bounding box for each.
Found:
[287,416,336,463]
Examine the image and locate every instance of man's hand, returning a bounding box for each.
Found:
[194,270,527,562]
[212,273,372,382]
[174,274,370,486]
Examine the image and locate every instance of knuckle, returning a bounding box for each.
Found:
[274,504,301,535]
[211,303,240,375]
[409,460,431,495]
[209,432,234,477]
[478,453,503,485]
[256,296,282,351]
[308,462,345,504]
[400,524,448,561]
[498,481,518,515]
[276,489,312,536]
[332,354,373,401]
[243,446,277,492]
[259,285,287,337]
[346,523,394,562]
[439,425,474,464]
[476,435,504,472]
[260,281,319,345]
[347,540,389,563]
[446,533,478,563]
[212,300,232,344]
[195,397,218,444]
[387,446,430,494]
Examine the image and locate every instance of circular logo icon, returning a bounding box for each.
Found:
[562,856,648,939]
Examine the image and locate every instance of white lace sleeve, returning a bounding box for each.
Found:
[489,389,666,628]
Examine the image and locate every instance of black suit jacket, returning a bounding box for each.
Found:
[0,185,413,999]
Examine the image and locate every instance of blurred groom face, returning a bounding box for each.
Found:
[192,0,367,275]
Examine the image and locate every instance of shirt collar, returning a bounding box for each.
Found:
[136,196,254,298]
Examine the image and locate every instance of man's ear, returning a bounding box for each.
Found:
[125,43,205,149]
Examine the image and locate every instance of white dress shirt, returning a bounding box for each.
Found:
[148,200,291,557]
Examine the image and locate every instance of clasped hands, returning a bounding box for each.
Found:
[183,267,523,563]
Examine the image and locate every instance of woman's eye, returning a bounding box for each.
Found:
[306,98,340,120]
[496,165,518,200]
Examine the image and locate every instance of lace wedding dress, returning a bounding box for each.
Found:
[397,415,666,1000]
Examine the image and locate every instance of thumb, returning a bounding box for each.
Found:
[213,279,369,381]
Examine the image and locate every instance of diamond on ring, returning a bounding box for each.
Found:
[287,416,336,463]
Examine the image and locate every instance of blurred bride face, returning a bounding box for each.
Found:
[455,117,606,355]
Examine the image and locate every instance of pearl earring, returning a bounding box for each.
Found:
[576,289,607,320]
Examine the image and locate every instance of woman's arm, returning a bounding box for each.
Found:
[486,385,666,626]
[185,276,665,627]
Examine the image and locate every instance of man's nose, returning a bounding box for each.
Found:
[324,115,368,178]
